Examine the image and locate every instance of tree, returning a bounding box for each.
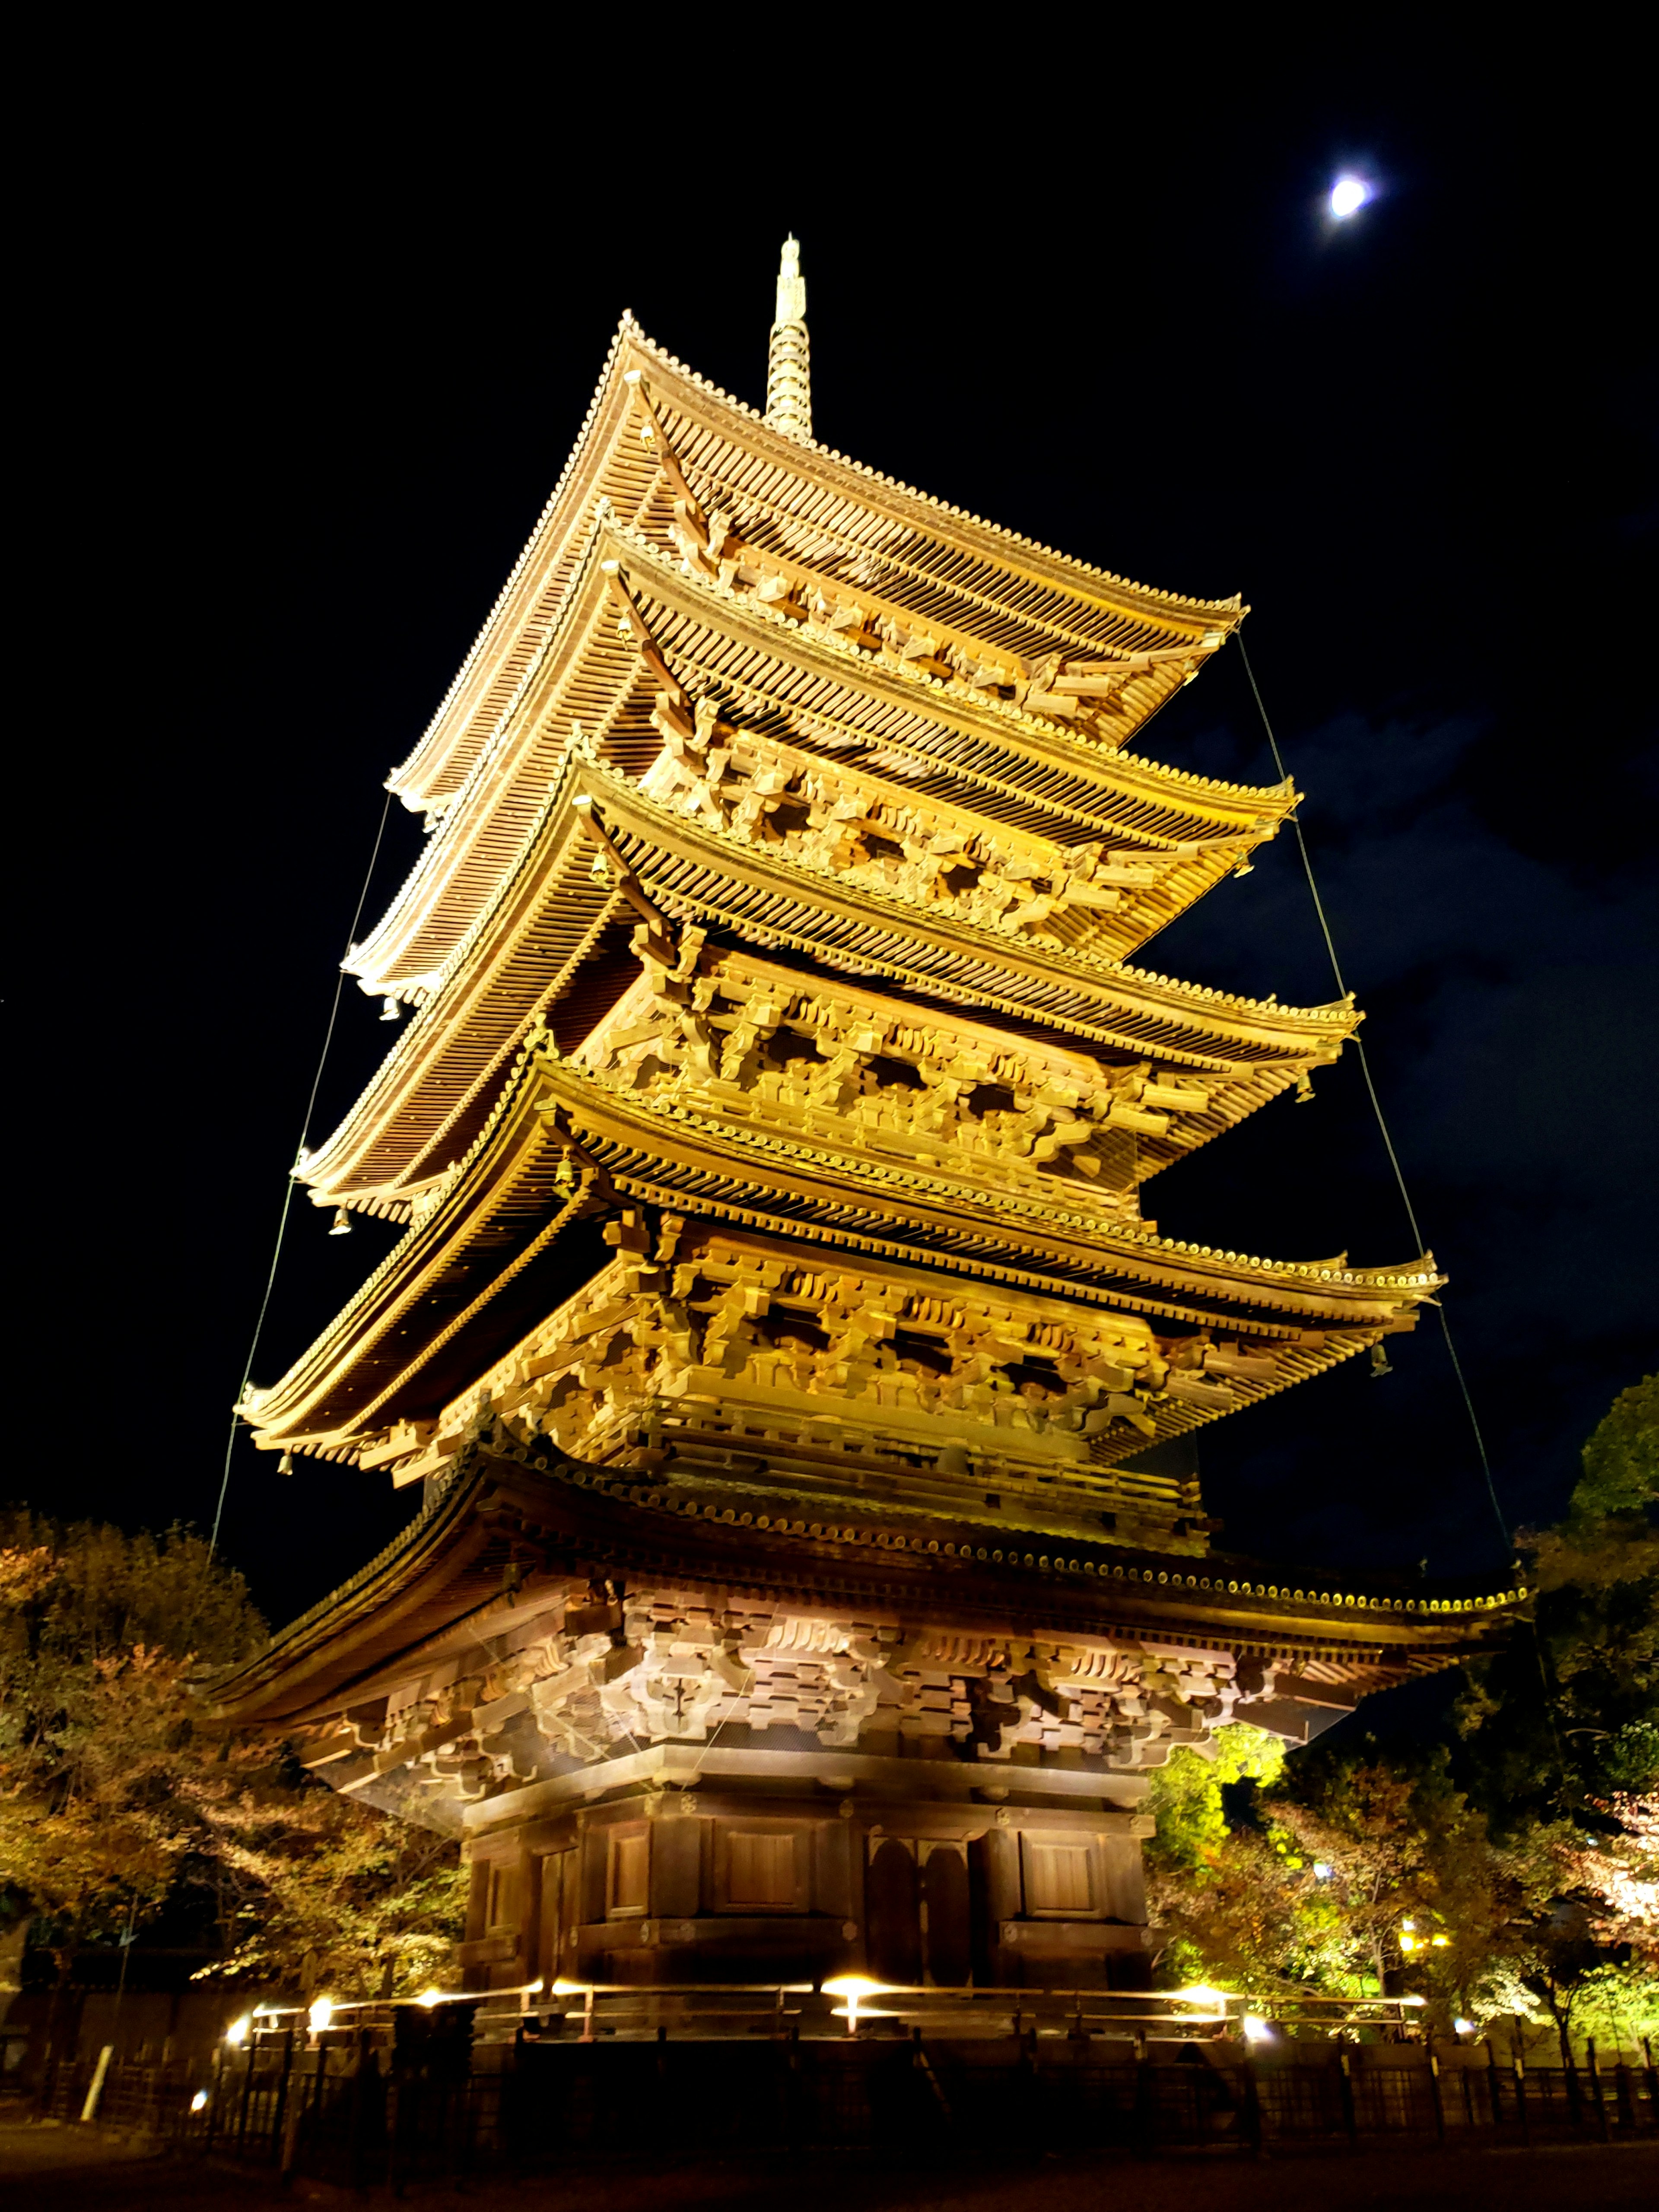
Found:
[0,1512,464,2004]
[1141,1378,1659,2054]
[1459,1374,1659,1827]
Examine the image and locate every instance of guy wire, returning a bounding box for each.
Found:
[209,788,396,1556]
[1234,633,1511,1556]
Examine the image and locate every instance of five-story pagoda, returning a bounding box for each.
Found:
[213,244,1518,1998]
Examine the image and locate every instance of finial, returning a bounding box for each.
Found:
[775,235,806,326]
[765,236,812,443]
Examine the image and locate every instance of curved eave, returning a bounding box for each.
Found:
[390,320,1249,817]
[208,1446,1523,1735]
[598,760,1353,1065]
[298,753,1352,1209]
[246,1050,1435,1460]
[354,521,1287,1006]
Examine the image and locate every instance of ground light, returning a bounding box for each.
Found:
[1329,174,1373,219]
[1242,2016,1273,2044]
[190,2090,209,2113]
[225,2016,251,2047]
[822,1975,887,2035]
[308,1996,334,2034]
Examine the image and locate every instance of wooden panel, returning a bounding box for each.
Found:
[1021,1834,1098,1918]
[607,1824,652,1917]
[652,1815,702,1920]
[714,1823,810,1913]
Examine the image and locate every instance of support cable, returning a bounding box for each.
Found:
[209,790,396,1555]
[1234,635,1511,1556]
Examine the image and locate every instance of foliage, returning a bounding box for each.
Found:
[1142,1723,1284,1873]
[1458,1373,1659,1830]
[1144,1376,1659,2051]
[1575,1373,1659,1520]
[0,1511,464,1998]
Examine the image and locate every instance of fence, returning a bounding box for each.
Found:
[33,2009,1659,2186]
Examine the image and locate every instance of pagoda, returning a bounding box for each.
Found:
[213,244,1519,1997]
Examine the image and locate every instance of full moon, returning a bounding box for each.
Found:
[1329,175,1372,220]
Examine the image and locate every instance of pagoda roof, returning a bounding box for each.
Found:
[349,522,1291,1011]
[207,1440,1525,1736]
[247,1036,1436,1465]
[298,745,1351,1210]
[388,322,1249,822]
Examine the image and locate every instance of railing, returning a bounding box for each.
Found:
[31,1999,1659,2187]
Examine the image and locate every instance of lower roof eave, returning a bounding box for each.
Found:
[209,1438,1523,1734]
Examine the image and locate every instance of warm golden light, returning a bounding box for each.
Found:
[823,1974,887,2034]
[225,2016,251,2047]
[419,1988,442,2009]
[308,1997,335,2034]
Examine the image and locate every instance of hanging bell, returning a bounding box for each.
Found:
[329,1207,353,1237]
[380,996,401,1023]
[1294,1070,1316,1106]
[1370,1342,1393,1379]
[554,1153,576,1194]
[278,1452,295,1476]
[1233,860,1255,878]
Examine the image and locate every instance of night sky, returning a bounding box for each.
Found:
[15,52,1653,1634]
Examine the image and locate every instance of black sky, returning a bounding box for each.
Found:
[13,41,1654,1630]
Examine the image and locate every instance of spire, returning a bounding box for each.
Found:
[765,236,812,443]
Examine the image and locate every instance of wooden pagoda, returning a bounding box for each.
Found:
[213,244,1521,1996]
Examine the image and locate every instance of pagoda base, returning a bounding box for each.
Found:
[456,1756,1155,1996]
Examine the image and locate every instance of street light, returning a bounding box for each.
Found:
[822,1975,886,2036]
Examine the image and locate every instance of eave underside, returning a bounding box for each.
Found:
[209,1446,1519,1736]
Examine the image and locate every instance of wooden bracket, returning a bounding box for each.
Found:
[621,370,707,531]
[571,793,674,946]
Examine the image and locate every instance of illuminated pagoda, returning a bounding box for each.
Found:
[213,243,1519,1998]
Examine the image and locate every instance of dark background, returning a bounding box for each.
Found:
[12,41,1653,1631]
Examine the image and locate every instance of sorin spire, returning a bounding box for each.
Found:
[765,236,811,444]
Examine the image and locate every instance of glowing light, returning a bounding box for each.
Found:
[1400,1919,1416,1932]
[1400,1935,1418,1952]
[225,2016,251,2047]
[1242,2015,1273,2044]
[1454,2017,1476,2036]
[1312,1863,1333,1881]
[823,1974,887,2035]
[190,2089,210,2113]
[1431,1935,1449,1948]
[419,1989,443,2009]
[1329,175,1372,220]
[1173,1984,1229,2007]
[308,1997,335,2035]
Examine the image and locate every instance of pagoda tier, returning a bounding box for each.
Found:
[224,251,1518,1998]
[385,324,1249,833]
[208,1434,1524,1990]
[250,1026,1435,1506]
[299,735,1347,1213]
[347,517,1293,1021]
